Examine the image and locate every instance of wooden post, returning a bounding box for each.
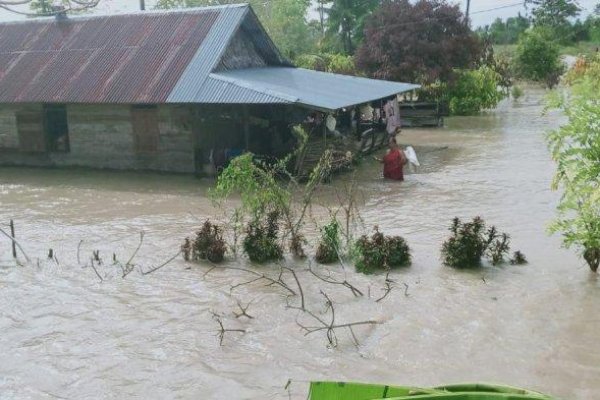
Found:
[140,0,146,11]
[9,220,16,258]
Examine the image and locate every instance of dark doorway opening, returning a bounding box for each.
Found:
[44,105,70,152]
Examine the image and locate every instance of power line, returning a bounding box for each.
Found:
[364,1,526,32]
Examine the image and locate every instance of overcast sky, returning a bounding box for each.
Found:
[0,0,598,27]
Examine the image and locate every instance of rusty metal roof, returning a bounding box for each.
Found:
[0,5,251,104]
[0,4,419,110]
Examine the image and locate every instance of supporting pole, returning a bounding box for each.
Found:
[465,0,471,25]
[140,0,146,11]
[9,220,16,259]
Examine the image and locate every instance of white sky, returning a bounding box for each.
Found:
[0,0,597,27]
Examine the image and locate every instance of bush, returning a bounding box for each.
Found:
[511,85,524,100]
[447,66,506,115]
[547,62,600,272]
[315,219,341,264]
[295,52,357,75]
[510,251,528,265]
[441,217,515,268]
[515,28,564,87]
[243,211,284,263]
[182,220,227,263]
[353,227,411,274]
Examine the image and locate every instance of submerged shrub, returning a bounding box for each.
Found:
[510,251,528,265]
[441,217,517,268]
[183,220,227,263]
[243,211,283,263]
[316,219,341,264]
[511,85,524,100]
[354,227,411,274]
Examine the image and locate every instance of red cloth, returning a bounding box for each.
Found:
[383,149,405,181]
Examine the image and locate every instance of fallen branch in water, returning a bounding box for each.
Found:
[212,311,246,346]
[205,265,296,297]
[89,257,103,283]
[308,265,364,297]
[233,299,255,319]
[122,232,144,278]
[375,272,395,303]
[0,226,30,262]
[282,266,305,311]
[141,251,182,275]
[296,291,379,347]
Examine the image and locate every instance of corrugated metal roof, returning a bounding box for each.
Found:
[208,67,420,111]
[0,5,245,103]
[0,4,419,110]
[196,75,294,104]
[167,5,248,103]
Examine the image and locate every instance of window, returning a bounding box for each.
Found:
[131,105,159,154]
[44,105,70,153]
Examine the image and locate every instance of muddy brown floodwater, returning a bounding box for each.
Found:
[1,88,599,400]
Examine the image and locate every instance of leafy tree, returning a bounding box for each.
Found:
[515,27,564,87]
[526,0,581,28]
[295,52,357,75]
[267,0,315,59]
[27,0,96,15]
[355,0,481,85]
[326,0,378,54]
[446,66,506,115]
[547,55,600,272]
[483,14,530,45]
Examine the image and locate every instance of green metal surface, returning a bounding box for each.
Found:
[308,382,555,400]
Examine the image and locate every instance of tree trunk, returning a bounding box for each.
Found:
[583,247,600,272]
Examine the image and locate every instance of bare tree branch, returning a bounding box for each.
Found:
[211,311,245,346]
[141,251,181,275]
[0,226,30,262]
[307,265,364,297]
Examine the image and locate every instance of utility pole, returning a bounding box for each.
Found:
[140,0,145,11]
[465,0,471,25]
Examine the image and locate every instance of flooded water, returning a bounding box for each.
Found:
[1,89,599,399]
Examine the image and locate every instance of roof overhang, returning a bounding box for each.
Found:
[196,67,420,111]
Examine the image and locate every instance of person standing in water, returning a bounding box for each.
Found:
[375,137,407,181]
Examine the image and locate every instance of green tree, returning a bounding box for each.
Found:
[267,0,315,59]
[295,52,356,75]
[526,0,581,27]
[326,0,378,54]
[547,55,600,272]
[515,27,564,87]
[446,66,506,115]
[28,0,95,15]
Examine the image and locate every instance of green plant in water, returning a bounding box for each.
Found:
[316,219,341,264]
[211,128,332,261]
[243,211,284,263]
[441,217,515,268]
[547,66,600,272]
[487,232,511,266]
[510,251,528,265]
[511,85,524,100]
[353,227,411,274]
[183,220,227,263]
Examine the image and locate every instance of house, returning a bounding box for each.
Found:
[0,4,419,175]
